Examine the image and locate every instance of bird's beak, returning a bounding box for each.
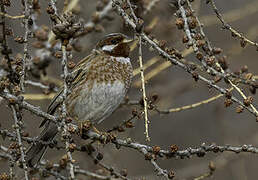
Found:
[122,38,134,44]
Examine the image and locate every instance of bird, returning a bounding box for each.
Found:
[26,33,134,167]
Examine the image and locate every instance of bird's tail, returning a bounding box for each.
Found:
[26,121,58,167]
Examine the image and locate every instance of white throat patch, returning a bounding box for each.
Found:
[111,56,131,64]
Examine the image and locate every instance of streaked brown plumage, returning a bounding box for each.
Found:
[26,33,134,167]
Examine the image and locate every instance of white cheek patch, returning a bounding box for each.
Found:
[102,44,116,52]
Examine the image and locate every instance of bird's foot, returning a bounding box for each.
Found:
[92,126,115,144]
[79,121,92,139]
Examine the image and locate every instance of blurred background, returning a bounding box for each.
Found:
[0,0,258,179]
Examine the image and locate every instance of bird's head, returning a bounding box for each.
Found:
[96,33,134,57]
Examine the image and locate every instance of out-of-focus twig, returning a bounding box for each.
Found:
[22,93,56,100]
[0,12,25,19]
[134,48,193,87]
[156,88,233,114]
[208,0,258,49]
[144,0,161,15]
[25,80,50,90]
[49,0,113,43]
[200,0,258,27]
[112,0,257,117]
[92,156,131,180]
[75,168,116,180]
[63,0,80,13]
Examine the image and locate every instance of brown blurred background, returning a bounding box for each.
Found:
[1,0,258,179]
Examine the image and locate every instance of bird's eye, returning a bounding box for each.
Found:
[111,39,118,44]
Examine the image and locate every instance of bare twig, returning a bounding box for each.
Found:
[208,0,258,49]
[10,105,29,180]
[0,12,25,19]
[144,0,161,15]
[75,169,115,180]
[20,0,31,92]
[0,91,58,122]
[200,0,258,27]
[194,171,212,180]
[87,131,258,158]
[133,49,193,87]
[112,0,258,117]
[95,160,131,180]
[25,80,59,92]
[138,36,150,141]
[47,0,76,177]
[156,88,233,114]
[133,56,159,76]
[64,0,79,13]
[216,62,258,115]
[82,0,113,32]
[0,1,12,63]
[140,148,170,179]
[61,43,75,179]
[49,0,113,43]
[0,1,257,179]
[125,0,150,141]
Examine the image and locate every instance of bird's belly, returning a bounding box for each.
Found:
[68,80,126,124]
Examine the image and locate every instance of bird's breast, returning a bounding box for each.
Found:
[83,56,133,89]
[67,80,127,124]
[66,55,133,124]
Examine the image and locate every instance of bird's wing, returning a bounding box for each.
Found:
[40,52,100,127]
[39,89,63,127]
[69,51,99,88]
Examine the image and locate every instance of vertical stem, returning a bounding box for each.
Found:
[11,105,29,180]
[20,0,31,92]
[138,36,150,141]
[0,1,29,179]
[61,44,75,179]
